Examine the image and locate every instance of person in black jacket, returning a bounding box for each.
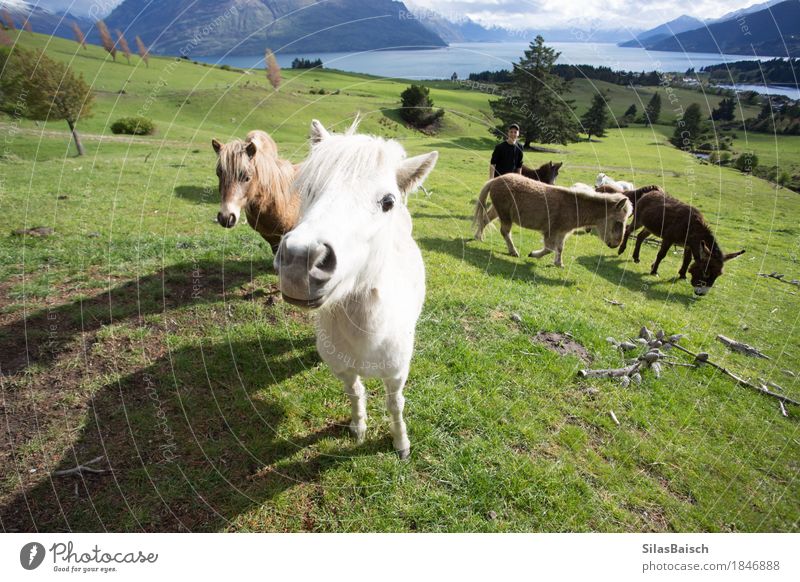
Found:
[489,123,523,179]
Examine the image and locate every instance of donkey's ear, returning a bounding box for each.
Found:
[397,151,438,195]
[212,139,222,154]
[245,140,257,158]
[700,241,712,257]
[554,161,563,169]
[615,197,630,210]
[310,119,330,144]
[724,249,745,262]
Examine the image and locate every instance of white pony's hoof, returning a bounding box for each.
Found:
[349,424,366,444]
[396,448,410,460]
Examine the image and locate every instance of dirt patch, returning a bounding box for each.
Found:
[532,331,592,364]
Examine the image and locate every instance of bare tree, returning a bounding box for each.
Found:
[265,49,281,90]
[96,20,116,61]
[115,30,131,64]
[135,35,149,68]
[71,22,87,49]
[1,9,15,30]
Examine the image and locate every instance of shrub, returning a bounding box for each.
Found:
[399,84,444,129]
[734,152,758,173]
[110,116,155,135]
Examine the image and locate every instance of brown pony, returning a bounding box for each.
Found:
[474,173,632,267]
[212,130,299,253]
[520,160,562,184]
[617,188,745,295]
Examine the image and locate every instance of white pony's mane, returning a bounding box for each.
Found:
[295,116,407,210]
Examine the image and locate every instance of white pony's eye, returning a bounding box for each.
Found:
[380,194,395,212]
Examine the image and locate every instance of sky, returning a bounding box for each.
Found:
[22,0,777,30]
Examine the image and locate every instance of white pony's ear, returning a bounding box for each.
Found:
[310,119,330,144]
[397,151,438,195]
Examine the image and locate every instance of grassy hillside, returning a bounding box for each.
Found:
[1,31,799,532]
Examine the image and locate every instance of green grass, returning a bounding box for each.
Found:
[0,31,799,533]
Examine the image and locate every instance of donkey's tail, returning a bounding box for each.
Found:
[473,179,494,241]
[624,184,662,208]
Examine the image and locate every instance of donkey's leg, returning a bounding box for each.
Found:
[618,222,639,255]
[528,233,555,260]
[678,247,692,279]
[553,235,567,268]
[650,239,671,275]
[632,230,651,264]
[384,375,411,459]
[339,371,367,443]
[500,221,519,257]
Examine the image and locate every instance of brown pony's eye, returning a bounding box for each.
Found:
[380,194,395,212]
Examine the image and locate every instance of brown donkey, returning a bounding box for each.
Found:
[617,188,745,295]
[212,130,299,253]
[474,173,632,267]
[520,160,563,184]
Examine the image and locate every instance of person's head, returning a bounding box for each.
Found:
[507,123,520,142]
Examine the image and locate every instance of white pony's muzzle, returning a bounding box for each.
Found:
[274,232,337,308]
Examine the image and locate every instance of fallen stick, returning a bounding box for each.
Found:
[716,334,770,359]
[53,456,109,477]
[578,361,642,378]
[609,410,620,426]
[604,298,624,307]
[758,272,800,287]
[666,341,800,407]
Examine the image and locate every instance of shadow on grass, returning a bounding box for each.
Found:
[0,333,395,531]
[0,260,393,532]
[418,236,575,287]
[575,254,695,306]
[174,185,216,205]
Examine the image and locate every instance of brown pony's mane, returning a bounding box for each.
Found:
[217,130,295,217]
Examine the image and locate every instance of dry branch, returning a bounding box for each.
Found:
[758,272,800,287]
[53,455,109,477]
[716,334,770,359]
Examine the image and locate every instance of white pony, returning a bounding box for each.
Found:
[595,172,635,192]
[274,119,438,459]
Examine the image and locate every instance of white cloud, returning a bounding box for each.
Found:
[409,0,767,30]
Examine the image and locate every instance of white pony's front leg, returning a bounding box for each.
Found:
[339,371,367,443]
[384,374,410,459]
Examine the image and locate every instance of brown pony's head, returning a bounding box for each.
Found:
[546,161,563,183]
[689,242,745,295]
[595,196,632,248]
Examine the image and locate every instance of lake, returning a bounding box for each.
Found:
[196,42,792,93]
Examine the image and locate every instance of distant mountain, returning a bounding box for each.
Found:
[646,0,800,57]
[0,0,91,38]
[618,14,704,48]
[706,0,785,24]
[101,0,446,56]
[404,3,526,42]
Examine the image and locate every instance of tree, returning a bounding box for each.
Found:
[115,30,131,64]
[489,36,578,147]
[1,48,94,156]
[624,103,637,119]
[1,9,15,30]
[399,84,444,129]
[96,20,116,61]
[580,92,610,140]
[711,97,735,121]
[71,22,87,49]
[135,35,149,67]
[451,72,458,81]
[734,152,758,173]
[670,103,710,151]
[265,49,281,90]
[643,91,661,125]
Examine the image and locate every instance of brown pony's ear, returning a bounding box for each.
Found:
[212,139,222,154]
[724,249,745,261]
[245,140,257,158]
[397,151,438,195]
